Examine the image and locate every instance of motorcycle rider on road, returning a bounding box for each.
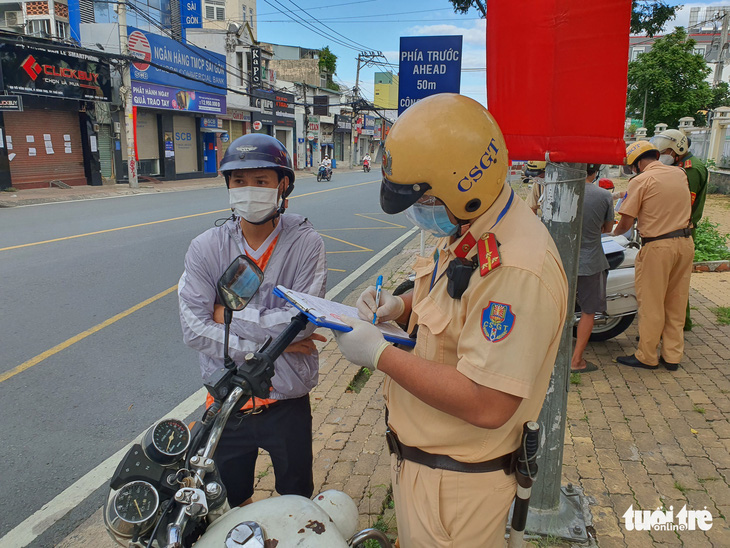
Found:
[363,153,371,171]
[178,133,327,508]
[321,155,332,178]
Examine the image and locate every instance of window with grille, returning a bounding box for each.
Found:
[204,0,224,20]
[28,19,51,37]
[56,20,69,38]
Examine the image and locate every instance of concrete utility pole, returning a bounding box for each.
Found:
[117,0,138,188]
[350,53,362,169]
[525,160,589,543]
[714,11,730,86]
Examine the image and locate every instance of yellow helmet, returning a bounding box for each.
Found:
[380,94,509,220]
[625,140,658,166]
[524,160,546,177]
[651,129,689,156]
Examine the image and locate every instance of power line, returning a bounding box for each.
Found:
[282,0,373,52]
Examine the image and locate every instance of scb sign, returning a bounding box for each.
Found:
[181,0,202,28]
[398,35,462,115]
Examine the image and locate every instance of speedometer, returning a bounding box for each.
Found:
[104,480,159,538]
[143,418,190,464]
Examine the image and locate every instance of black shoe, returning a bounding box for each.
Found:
[660,357,679,371]
[616,355,658,370]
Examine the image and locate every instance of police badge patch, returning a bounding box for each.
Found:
[481,301,515,342]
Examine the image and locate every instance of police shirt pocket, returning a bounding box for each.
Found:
[412,296,450,362]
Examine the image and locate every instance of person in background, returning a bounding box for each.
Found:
[572,164,614,373]
[652,129,708,331]
[613,141,693,371]
[178,133,327,507]
[524,160,547,214]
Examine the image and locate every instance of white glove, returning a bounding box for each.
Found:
[356,287,405,324]
[332,316,390,371]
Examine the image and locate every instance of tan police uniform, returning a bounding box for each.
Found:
[385,182,568,547]
[618,161,693,365]
[525,180,543,211]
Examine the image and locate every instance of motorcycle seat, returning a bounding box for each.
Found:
[606,251,625,270]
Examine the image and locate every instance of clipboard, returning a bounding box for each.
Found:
[273,285,416,347]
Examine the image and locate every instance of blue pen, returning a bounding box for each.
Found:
[373,275,383,324]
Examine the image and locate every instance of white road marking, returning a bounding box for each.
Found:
[0,224,418,547]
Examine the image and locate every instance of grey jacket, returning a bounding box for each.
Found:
[178,214,327,399]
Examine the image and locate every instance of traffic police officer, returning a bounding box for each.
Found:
[524,160,547,214]
[330,94,568,547]
[652,128,708,331]
[613,141,694,370]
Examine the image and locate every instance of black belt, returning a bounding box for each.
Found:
[641,228,691,245]
[385,427,513,474]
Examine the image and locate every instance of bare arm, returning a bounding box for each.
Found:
[612,214,635,237]
[376,345,522,429]
[601,221,614,234]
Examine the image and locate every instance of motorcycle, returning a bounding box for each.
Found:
[104,255,390,548]
[317,164,332,182]
[363,159,371,173]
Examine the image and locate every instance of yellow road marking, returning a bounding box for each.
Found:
[354,213,406,228]
[326,250,371,254]
[320,233,372,251]
[327,268,346,272]
[318,227,398,231]
[0,285,178,385]
[0,180,379,253]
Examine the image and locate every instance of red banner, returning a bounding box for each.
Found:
[132,106,139,162]
[486,0,631,164]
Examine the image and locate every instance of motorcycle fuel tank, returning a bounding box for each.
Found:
[194,491,357,547]
[605,266,637,317]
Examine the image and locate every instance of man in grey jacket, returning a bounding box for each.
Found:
[178,133,327,507]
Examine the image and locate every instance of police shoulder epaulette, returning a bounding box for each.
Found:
[477,233,501,276]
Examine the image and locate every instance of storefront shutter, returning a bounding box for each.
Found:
[98,125,113,178]
[4,109,86,188]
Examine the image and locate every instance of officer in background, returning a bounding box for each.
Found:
[652,128,708,331]
[524,160,547,214]
[330,94,568,547]
[613,141,693,371]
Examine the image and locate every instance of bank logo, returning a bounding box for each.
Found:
[623,505,712,532]
[128,31,151,71]
[21,55,42,81]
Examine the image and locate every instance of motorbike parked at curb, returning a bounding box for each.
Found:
[317,164,332,182]
[104,255,390,548]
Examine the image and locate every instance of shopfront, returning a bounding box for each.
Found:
[334,114,351,165]
[252,89,295,159]
[124,28,227,181]
[0,40,112,189]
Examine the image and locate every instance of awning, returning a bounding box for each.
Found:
[201,128,228,133]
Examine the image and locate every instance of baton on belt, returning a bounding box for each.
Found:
[508,421,540,548]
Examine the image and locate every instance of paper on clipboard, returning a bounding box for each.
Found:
[601,238,625,255]
[274,285,415,346]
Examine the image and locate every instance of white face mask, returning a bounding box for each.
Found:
[229,186,280,223]
[658,154,675,166]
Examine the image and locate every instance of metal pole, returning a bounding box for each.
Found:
[350,53,361,169]
[641,89,648,129]
[715,12,729,86]
[118,0,138,188]
[526,159,588,543]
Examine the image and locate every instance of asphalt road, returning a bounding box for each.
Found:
[0,170,413,545]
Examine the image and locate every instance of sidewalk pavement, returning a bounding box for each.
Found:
[0,166,367,208]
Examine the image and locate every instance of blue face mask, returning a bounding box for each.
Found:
[405,201,459,237]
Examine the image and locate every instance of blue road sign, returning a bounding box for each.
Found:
[398,35,462,115]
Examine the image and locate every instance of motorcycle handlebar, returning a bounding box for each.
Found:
[260,312,310,361]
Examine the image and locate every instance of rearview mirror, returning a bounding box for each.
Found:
[217,255,264,311]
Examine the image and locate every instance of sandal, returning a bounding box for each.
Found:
[571,360,599,373]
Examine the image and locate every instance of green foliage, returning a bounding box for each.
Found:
[709,82,730,111]
[631,0,678,36]
[694,218,730,261]
[569,372,581,385]
[713,306,730,326]
[627,28,713,133]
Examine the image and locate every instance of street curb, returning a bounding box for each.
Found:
[692,260,730,272]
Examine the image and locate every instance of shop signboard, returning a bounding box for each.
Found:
[361,115,376,136]
[0,95,23,111]
[253,89,295,128]
[180,0,202,28]
[250,47,261,89]
[313,95,328,116]
[200,117,222,129]
[128,27,226,94]
[132,81,225,114]
[334,114,351,133]
[0,42,111,102]
[398,35,462,115]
